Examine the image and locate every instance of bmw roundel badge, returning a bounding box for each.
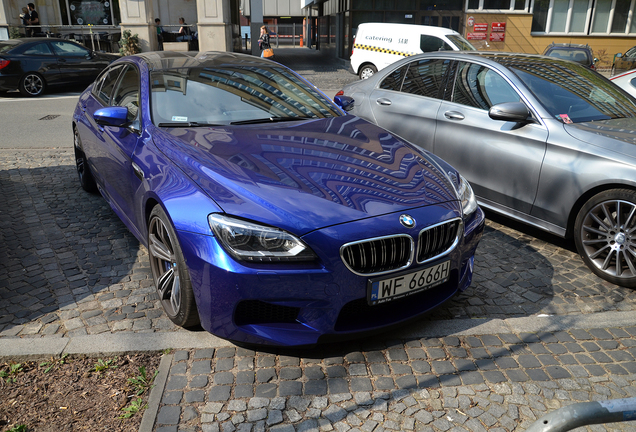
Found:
[399,214,415,228]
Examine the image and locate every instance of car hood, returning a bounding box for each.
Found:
[152,116,459,235]
[565,118,636,158]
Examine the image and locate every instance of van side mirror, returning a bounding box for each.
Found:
[334,95,355,112]
[616,53,623,59]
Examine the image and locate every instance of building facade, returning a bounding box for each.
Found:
[304,0,636,68]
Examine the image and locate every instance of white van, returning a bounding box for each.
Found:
[350,23,476,79]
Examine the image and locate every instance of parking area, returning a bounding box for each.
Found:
[1,48,636,432]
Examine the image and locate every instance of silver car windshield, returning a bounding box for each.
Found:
[506,59,636,123]
[150,65,340,126]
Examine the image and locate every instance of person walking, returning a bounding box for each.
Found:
[258,25,271,58]
[26,3,40,36]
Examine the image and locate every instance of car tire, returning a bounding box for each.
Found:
[148,205,201,328]
[19,72,46,97]
[74,128,98,193]
[574,189,636,288]
[359,64,377,80]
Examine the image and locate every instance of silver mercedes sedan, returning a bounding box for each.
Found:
[335,52,636,288]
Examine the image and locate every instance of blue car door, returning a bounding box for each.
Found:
[97,64,144,233]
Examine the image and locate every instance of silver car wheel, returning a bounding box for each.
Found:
[147,205,200,327]
[20,73,44,96]
[149,215,182,316]
[577,194,636,285]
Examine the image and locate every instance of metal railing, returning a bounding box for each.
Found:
[241,23,305,51]
[525,397,636,432]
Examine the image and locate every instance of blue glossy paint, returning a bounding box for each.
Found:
[73,51,485,346]
[93,106,129,127]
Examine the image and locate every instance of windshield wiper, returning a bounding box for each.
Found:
[158,121,221,127]
[230,116,316,125]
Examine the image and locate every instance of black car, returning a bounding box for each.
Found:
[0,38,118,97]
[543,43,596,70]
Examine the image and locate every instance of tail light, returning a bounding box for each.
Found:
[351,35,356,56]
[335,90,344,97]
[0,60,9,70]
[590,64,596,70]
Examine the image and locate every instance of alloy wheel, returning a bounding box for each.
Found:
[148,216,182,317]
[22,74,44,96]
[579,198,636,281]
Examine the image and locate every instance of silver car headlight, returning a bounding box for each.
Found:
[208,214,317,263]
[456,175,478,216]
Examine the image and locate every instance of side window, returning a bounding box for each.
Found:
[92,65,123,105]
[401,58,449,99]
[379,64,408,91]
[23,43,53,55]
[420,35,452,52]
[111,65,140,124]
[451,62,520,110]
[50,41,90,57]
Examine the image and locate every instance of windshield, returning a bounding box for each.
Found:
[504,58,636,123]
[446,35,476,51]
[151,65,340,126]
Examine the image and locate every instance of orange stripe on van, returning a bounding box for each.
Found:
[353,44,417,57]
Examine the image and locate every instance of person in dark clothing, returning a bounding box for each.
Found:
[177,17,191,42]
[27,3,40,36]
[258,25,271,58]
[155,18,165,50]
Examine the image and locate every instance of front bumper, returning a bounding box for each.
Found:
[178,204,485,346]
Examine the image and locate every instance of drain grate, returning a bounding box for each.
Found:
[39,114,60,121]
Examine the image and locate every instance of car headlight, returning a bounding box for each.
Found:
[208,214,317,263]
[456,174,478,216]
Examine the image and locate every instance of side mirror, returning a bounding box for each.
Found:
[616,53,624,59]
[489,102,531,123]
[94,106,129,127]
[334,95,355,112]
[594,57,598,63]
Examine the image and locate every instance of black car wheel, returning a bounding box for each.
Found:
[19,72,46,97]
[359,64,377,80]
[148,205,200,328]
[74,128,98,193]
[574,189,636,288]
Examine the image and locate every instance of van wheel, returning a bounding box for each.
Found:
[359,64,377,80]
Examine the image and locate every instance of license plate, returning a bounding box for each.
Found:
[368,261,450,305]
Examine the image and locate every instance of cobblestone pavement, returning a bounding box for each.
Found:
[2,150,635,339]
[2,48,636,432]
[156,327,636,432]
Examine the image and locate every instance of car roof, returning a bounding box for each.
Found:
[133,51,276,71]
[357,22,460,35]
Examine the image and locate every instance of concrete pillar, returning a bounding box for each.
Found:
[119,0,157,52]
[250,0,263,56]
[197,0,232,52]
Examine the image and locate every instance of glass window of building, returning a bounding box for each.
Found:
[532,0,636,35]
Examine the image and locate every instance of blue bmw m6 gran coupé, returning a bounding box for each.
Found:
[72,51,484,346]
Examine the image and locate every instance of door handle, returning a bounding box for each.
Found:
[444,111,465,120]
[376,98,392,106]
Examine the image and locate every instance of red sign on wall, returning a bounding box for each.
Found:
[467,33,488,40]
[491,22,506,32]
[473,23,488,32]
[490,32,505,42]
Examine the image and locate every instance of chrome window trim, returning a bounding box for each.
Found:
[417,217,463,265]
[340,234,414,277]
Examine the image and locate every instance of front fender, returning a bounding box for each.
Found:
[132,139,223,247]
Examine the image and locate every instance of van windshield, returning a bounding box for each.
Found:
[447,35,476,51]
